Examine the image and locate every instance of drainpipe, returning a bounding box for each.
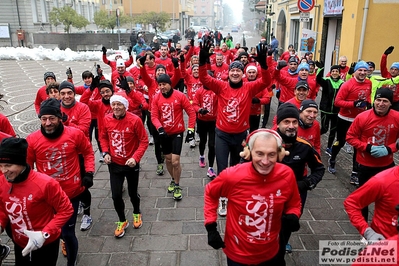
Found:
[313,5,320,60]
[357,0,370,60]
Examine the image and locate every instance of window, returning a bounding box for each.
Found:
[31,0,39,23]
[201,6,205,14]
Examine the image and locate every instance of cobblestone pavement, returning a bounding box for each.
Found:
[0,42,369,266]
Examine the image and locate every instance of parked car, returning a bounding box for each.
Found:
[157,29,181,43]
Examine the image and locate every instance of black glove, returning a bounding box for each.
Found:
[267,47,273,56]
[90,76,100,91]
[168,39,173,43]
[205,223,225,249]
[66,67,73,79]
[199,40,212,66]
[198,108,209,115]
[127,46,132,55]
[180,53,185,63]
[185,130,195,143]
[82,172,94,188]
[276,90,281,99]
[190,39,194,47]
[348,62,357,75]
[139,55,146,67]
[223,37,226,42]
[117,76,131,94]
[172,57,179,68]
[158,127,168,139]
[315,61,324,68]
[354,99,367,108]
[271,84,276,90]
[297,179,310,193]
[252,43,268,69]
[276,60,288,70]
[139,104,143,109]
[282,214,300,232]
[384,46,394,55]
[62,112,68,123]
[96,64,103,77]
[251,97,261,104]
[102,46,107,55]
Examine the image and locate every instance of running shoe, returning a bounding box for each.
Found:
[156,164,164,175]
[133,213,143,229]
[325,147,332,157]
[207,167,216,178]
[0,244,10,265]
[286,243,293,253]
[327,158,336,174]
[167,180,175,193]
[189,139,196,148]
[114,220,129,238]
[61,239,67,257]
[350,172,359,186]
[199,156,206,168]
[77,201,83,215]
[80,215,93,231]
[173,185,182,200]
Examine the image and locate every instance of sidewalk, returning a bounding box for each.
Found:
[0,49,365,266]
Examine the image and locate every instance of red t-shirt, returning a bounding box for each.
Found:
[204,162,302,264]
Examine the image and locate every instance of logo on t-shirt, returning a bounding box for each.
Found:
[224,97,240,123]
[237,193,274,242]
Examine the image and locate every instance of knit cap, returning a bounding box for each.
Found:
[39,98,62,118]
[299,99,318,112]
[277,103,299,124]
[58,81,75,93]
[0,137,28,166]
[375,88,393,104]
[354,61,369,72]
[157,74,171,85]
[229,61,244,71]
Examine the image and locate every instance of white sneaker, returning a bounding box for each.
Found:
[77,201,83,215]
[195,132,200,142]
[189,139,196,148]
[218,197,228,216]
[80,215,93,231]
[149,136,154,145]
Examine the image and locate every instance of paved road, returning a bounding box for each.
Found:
[0,36,366,266]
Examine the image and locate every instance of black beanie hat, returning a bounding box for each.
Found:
[98,80,114,92]
[300,99,319,112]
[375,88,393,103]
[169,47,176,53]
[155,64,166,73]
[157,74,171,84]
[229,61,244,71]
[277,103,299,124]
[0,137,28,166]
[39,98,62,118]
[44,72,56,82]
[288,56,298,64]
[330,65,340,72]
[58,81,75,93]
[238,52,249,59]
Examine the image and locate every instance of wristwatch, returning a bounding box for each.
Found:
[102,152,109,158]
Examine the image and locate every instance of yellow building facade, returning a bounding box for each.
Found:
[269,0,399,73]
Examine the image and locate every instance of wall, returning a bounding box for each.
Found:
[30,32,155,51]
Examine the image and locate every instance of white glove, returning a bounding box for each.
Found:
[22,230,46,256]
[364,227,385,241]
